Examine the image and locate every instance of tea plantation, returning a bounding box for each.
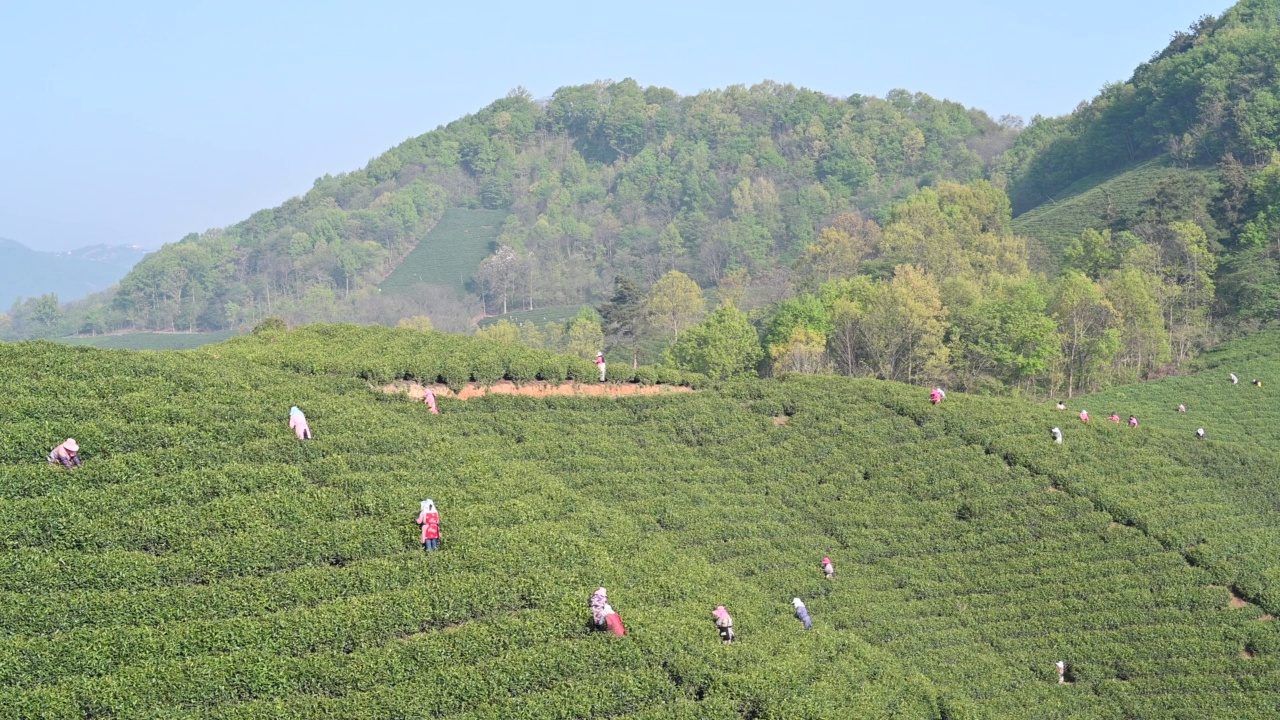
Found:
[3,328,1280,719]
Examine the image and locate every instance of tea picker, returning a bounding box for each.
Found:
[1050,427,1063,444]
[1079,410,1090,422]
[1196,428,1206,440]
[289,406,312,440]
[821,557,834,579]
[791,597,812,631]
[930,387,945,405]
[1128,416,1138,428]
[1108,413,1121,423]
[416,499,441,551]
[424,387,439,415]
[48,438,81,468]
[595,352,607,382]
[1056,660,1066,684]
[590,587,609,628]
[712,606,735,643]
[1231,373,1239,385]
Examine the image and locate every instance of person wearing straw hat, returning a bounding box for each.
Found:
[47,438,81,468]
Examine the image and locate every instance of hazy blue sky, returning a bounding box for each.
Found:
[1,0,1226,251]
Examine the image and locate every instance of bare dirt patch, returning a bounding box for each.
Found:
[773,416,790,426]
[383,379,693,401]
[1229,588,1250,609]
[1242,649,1255,659]
[1046,486,1063,493]
[1260,614,1274,622]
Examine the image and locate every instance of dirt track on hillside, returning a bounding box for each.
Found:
[383,379,693,400]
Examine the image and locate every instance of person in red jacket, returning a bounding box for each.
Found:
[603,603,626,637]
[416,499,441,551]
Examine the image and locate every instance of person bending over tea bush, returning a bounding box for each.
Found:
[712,606,735,644]
[288,406,312,440]
[792,598,812,631]
[47,438,81,468]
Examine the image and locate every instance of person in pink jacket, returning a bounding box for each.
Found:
[821,556,835,579]
[424,388,439,415]
[712,606,735,643]
[47,438,81,468]
[416,499,441,551]
[929,388,943,405]
[1079,410,1090,422]
[288,407,312,440]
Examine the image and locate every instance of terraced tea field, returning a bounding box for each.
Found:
[3,328,1280,718]
[379,208,507,296]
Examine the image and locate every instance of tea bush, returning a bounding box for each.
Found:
[2,333,1280,718]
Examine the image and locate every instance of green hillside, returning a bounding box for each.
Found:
[1010,157,1219,258]
[4,329,1280,717]
[380,209,507,296]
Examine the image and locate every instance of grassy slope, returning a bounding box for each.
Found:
[1011,156,1219,259]
[3,335,1280,717]
[54,329,241,350]
[379,208,507,296]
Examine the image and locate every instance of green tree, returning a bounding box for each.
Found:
[597,275,646,368]
[1051,272,1121,396]
[397,315,435,332]
[665,304,761,380]
[646,270,705,341]
[476,319,520,344]
[565,315,604,359]
[949,280,1059,391]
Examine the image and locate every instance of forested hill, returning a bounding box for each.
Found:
[57,81,1016,334]
[997,0,1280,214]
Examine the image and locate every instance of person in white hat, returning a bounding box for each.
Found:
[1056,660,1066,684]
[595,352,607,382]
[48,438,81,468]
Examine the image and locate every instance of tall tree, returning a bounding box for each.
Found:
[665,304,762,380]
[597,275,646,368]
[646,270,706,341]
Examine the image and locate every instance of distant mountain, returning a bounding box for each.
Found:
[0,238,148,306]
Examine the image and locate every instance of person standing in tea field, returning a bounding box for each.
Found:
[1108,413,1121,423]
[712,606,735,644]
[1056,661,1066,684]
[416,499,441,551]
[424,387,439,415]
[821,557,835,579]
[1196,428,1206,440]
[1178,404,1186,413]
[595,352,607,382]
[1128,416,1139,428]
[288,406,312,440]
[47,438,81,468]
[590,587,609,628]
[791,598,812,630]
[1051,427,1063,444]
[930,387,945,405]
[1055,401,1066,410]
[1079,410,1090,422]
[1254,378,1263,388]
[1231,373,1239,385]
